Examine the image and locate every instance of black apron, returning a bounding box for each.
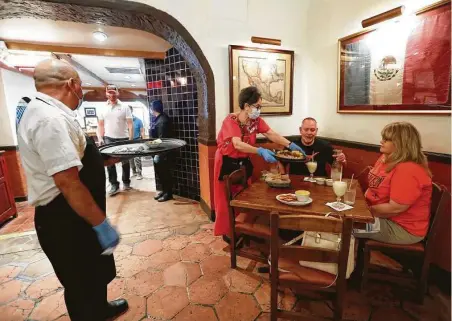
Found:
[34,135,116,291]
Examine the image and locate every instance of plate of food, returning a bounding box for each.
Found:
[263,173,291,188]
[145,138,162,149]
[99,138,186,158]
[274,150,306,163]
[276,193,313,206]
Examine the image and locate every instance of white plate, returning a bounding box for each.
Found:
[276,194,313,206]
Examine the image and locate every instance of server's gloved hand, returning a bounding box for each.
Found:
[93,218,120,252]
[288,142,306,156]
[257,147,277,163]
[154,155,160,164]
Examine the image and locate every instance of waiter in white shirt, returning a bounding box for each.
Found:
[16,59,128,321]
[97,85,133,196]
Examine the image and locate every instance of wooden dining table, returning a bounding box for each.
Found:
[230,175,374,223]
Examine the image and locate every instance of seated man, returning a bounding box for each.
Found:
[288,117,346,176]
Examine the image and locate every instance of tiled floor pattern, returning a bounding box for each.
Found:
[0,189,450,320]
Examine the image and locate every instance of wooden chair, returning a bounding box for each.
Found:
[270,212,354,321]
[224,167,272,268]
[360,183,449,303]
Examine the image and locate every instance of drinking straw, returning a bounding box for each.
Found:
[348,174,354,191]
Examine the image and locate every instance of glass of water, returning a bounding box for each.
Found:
[344,179,357,205]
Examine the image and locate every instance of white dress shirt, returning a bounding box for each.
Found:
[17,92,86,206]
[98,99,132,138]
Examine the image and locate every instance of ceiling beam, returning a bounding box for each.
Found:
[5,41,166,59]
[53,53,108,86]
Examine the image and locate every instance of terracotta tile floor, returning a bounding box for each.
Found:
[0,189,450,321]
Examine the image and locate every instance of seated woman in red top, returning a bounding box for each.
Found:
[356,122,432,245]
[214,86,306,238]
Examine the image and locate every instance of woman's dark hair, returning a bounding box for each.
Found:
[238,86,261,109]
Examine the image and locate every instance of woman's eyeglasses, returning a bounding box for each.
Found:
[249,103,262,110]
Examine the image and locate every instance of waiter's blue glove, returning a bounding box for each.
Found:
[93,218,120,252]
[257,147,277,163]
[154,155,160,164]
[288,142,306,155]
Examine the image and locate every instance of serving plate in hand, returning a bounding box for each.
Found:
[99,138,186,158]
[274,154,308,163]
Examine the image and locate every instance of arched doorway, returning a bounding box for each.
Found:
[0,0,216,209]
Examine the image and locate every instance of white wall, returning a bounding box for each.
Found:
[131,0,451,154]
[0,69,36,146]
[304,0,451,154]
[129,0,311,137]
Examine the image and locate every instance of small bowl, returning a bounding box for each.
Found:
[325,179,334,186]
[295,190,310,202]
[315,177,325,185]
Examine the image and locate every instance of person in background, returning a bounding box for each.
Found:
[214,86,306,238]
[150,100,174,202]
[97,85,133,196]
[355,122,432,244]
[288,117,346,176]
[16,59,127,320]
[129,106,144,180]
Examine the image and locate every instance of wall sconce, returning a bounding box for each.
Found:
[251,36,281,46]
[362,5,405,28]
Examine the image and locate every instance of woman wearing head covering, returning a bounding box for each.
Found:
[213,86,306,238]
[355,122,433,244]
[150,99,174,202]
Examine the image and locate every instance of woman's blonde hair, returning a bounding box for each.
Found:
[381,122,431,177]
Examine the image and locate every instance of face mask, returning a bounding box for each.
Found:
[71,87,84,110]
[248,107,260,119]
[69,80,84,110]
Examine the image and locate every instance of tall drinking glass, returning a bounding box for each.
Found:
[333,181,347,205]
[344,179,357,205]
[306,161,317,182]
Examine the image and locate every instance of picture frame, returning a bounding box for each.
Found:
[84,107,97,117]
[84,116,98,128]
[229,45,294,116]
[337,0,451,114]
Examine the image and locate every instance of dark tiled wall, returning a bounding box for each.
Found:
[145,47,200,200]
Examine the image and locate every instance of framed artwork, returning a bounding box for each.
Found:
[229,45,294,115]
[337,0,451,114]
[84,116,98,128]
[84,107,96,117]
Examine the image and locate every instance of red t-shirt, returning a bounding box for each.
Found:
[365,156,432,237]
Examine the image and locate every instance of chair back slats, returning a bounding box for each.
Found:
[278,214,343,233]
[224,167,248,201]
[425,184,450,252]
[279,245,339,264]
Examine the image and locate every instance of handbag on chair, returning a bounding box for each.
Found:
[298,214,356,280]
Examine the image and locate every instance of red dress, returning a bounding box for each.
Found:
[213,114,270,236]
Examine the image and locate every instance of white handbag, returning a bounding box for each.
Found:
[298,215,355,280]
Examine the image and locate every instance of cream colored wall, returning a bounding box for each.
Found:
[131,0,451,154]
[0,69,36,146]
[304,0,451,154]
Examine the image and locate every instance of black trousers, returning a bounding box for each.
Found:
[104,137,130,187]
[35,195,115,321]
[154,155,173,195]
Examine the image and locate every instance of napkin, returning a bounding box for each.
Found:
[303,177,311,182]
[326,202,353,212]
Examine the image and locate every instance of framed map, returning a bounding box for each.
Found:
[337,0,451,114]
[229,45,294,115]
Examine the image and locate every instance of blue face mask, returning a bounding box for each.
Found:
[248,107,261,120]
[70,80,84,110]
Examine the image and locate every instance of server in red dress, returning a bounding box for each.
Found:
[213,86,306,238]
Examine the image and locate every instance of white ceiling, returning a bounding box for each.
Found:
[0,18,172,53]
[71,55,146,88]
[1,49,147,89]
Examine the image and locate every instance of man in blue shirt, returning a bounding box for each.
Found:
[129,106,144,180]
